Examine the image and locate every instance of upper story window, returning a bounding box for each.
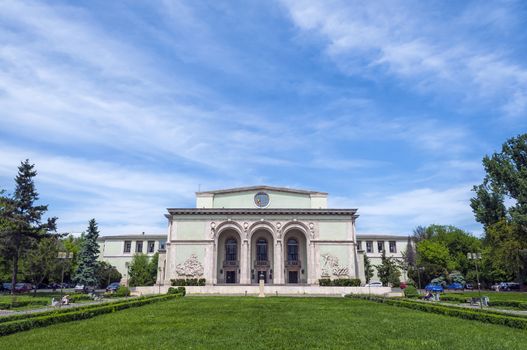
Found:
[147,240,155,253]
[287,238,298,261]
[136,241,143,253]
[377,241,384,253]
[357,240,362,251]
[389,241,397,253]
[256,238,268,261]
[366,241,373,253]
[159,239,166,250]
[225,238,237,261]
[124,241,131,253]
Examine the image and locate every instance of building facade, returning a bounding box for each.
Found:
[98,186,410,286]
[97,233,166,284]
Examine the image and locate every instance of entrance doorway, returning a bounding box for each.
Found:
[288,271,298,284]
[257,271,267,283]
[226,271,236,284]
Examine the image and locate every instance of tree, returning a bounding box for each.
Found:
[363,255,374,284]
[128,253,158,287]
[0,160,57,294]
[128,254,151,287]
[95,261,122,288]
[471,133,527,282]
[74,219,100,287]
[23,235,61,294]
[375,251,401,286]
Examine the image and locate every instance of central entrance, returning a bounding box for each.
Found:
[288,271,298,284]
[250,228,274,284]
[226,271,236,284]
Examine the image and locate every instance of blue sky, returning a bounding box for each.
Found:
[1,0,526,236]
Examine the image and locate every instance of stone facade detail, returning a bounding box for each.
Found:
[320,253,350,278]
[175,254,204,278]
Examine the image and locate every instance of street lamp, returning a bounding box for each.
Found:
[57,252,73,306]
[468,252,483,309]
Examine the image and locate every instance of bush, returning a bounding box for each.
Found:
[319,278,361,286]
[404,285,419,298]
[115,286,131,297]
[170,278,206,286]
[0,294,178,336]
[167,287,186,296]
[346,294,527,330]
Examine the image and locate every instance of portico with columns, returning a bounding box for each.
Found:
[157,186,364,286]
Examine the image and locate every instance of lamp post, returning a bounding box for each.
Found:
[468,252,483,309]
[57,252,73,306]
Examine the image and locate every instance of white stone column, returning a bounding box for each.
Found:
[240,240,249,284]
[274,240,283,284]
[212,241,217,285]
[308,241,316,284]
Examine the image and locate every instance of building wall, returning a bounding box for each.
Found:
[357,236,411,283]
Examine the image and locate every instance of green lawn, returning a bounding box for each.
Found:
[2,297,527,349]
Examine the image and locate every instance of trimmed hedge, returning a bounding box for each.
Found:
[168,287,186,296]
[170,278,206,286]
[319,278,361,286]
[441,295,527,310]
[0,294,178,336]
[0,294,92,310]
[347,294,527,330]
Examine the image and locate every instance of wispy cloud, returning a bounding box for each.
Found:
[281,0,527,118]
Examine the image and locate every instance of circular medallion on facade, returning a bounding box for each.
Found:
[254,192,270,208]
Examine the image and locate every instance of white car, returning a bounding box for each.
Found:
[365,281,383,287]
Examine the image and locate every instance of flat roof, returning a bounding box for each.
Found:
[196,185,328,196]
[97,234,166,241]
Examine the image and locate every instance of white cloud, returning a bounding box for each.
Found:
[331,184,480,235]
[281,0,527,118]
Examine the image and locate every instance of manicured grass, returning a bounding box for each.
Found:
[2,297,527,349]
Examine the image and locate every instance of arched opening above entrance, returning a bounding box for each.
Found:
[250,229,274,284]
[216,229,241,284]
[283,229,308,284]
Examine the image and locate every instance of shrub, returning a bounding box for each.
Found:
[167,287,186,296]
[319,278,361,286]
[115,286,131,297]
[170,278,206,286]
[0,294,178,336]
[404,285,419,298]
[346,294,527,330]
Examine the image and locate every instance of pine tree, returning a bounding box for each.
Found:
[364,255,374,283]
[0,160,57,294]
[74,219,100,287]
[376,250,401,286]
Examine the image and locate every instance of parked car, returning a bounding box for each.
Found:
[425,283,444,292]
[2,283,12,292]
[447,282,464,290]
[74,284,95,293]
[399,282,407,289]
[465,283,474,290]
[14,283,32,293]
[106,282,121,293]
[365,281,383,288]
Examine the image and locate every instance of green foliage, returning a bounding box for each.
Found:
[471,133,527,282]
[318,278,361,286]
[95,261,122,288]
[23,236,62,292]
[115,286,130,297]
[404,285,419,298]
[348,295,527,330]
[0,160,57,294]
[170,278,206,286]
[0,294,177,336]
[375,251,401,286]
[363,255,374,283]
[167,287,186,296]
[128,253,158,287]
[73,219,100,286]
